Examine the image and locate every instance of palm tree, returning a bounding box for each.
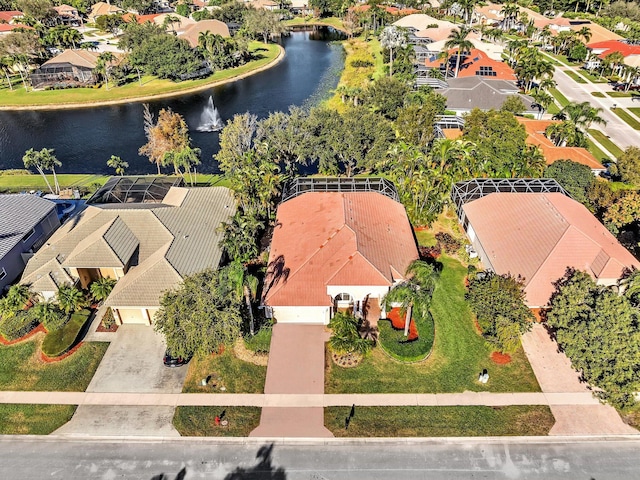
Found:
[500,2,520,31]
[577,26,592,44]
[328,311,373,355]
[0,56,15,91]
[444,28,474,78]
[163,14,181,35]
[106,155,128,176]
[554,101,607,130]
[89,277,117,303]
[383,260,439,336]
[3,284,32,314]
[226,260,259,336]
[34,301,65,331]
[56,284,86,315]
[379,26,407,77]
[96,52,115,90]
[531,88,554,119]
[22,148,61,195]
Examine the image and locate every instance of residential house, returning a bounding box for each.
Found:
[30,50,101,88]
[393,13,455,31]
[0,10,23,24]
[587,40,640,69]
[436,77,537,115]
[425,48,516,80]
[453,178,640,308]
[53,4,82,26]
[21,177,236,325]
[179,19,231,48]
[290,0,313,15]
[262,178,419,325]
[0,194,59,293]
[571,21,621,45]
[152,13,195,34]
[88,2,124,23]
[517,118,606,175]
[0,23,32,35]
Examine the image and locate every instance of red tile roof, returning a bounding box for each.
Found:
[0,23,31,32]
[349,4,419,15]
[0,10,22,22]
[424,48,515,80]
[264,192,419,307]
[122,13,161,24]
[463,192,640,307]
[517,118,605,171]
[588,40,640,59]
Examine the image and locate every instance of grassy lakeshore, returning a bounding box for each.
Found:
[0,43,280,108]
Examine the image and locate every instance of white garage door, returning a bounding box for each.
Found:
[117,308,149,325]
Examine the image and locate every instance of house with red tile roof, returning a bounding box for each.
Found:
[263,179,419,324]
[588,40,640,67]
[455,179,640,308]
[424,48,515,80]
[0,23,31,35]
[517,118,606,174]
[0,10,23,23]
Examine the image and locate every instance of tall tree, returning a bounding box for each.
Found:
[243,8,284,44]
[616,146,640,186]
[379,25,407,77]
[226,260,259,336]
[444,28,473,78]
[22,147,61,194]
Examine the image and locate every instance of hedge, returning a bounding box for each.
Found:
[378,312,435,363]
[42,309,91,358]
[0,310,40,341]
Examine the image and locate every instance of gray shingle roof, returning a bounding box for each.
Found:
[439,77,535,111]
[0,194,56,259]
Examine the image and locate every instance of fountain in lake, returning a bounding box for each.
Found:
[196,96,224,132]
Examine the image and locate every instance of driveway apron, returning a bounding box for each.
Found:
[251,324,333,437]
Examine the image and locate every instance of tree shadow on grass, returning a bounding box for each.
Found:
[150,443,286,480]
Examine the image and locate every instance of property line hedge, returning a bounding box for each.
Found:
[378,312,435,363]
[42,309,91,358]
[0,310,40,341]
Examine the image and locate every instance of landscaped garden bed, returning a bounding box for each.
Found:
[325,405,555,437]
[378,307,434,363]
[182,349,267,393]
[173,406,261,437]
[42,309,92,358]
[0,404,77,435]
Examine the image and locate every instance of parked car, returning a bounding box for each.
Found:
[614,83,640,91]
[163,350,191,367]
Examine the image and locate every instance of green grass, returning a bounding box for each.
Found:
[547,101,560,115]
[549,88,570,107]
[629,107,640,119]
[607,91,634,97]
[591,91,606,97]
[325,256,541,393]
[0,338,108,391]
[0,43,279,107]
[414,229,436,247]
[42,310,91,358]
[612,108,640,130]
[173,406,261,437]
[378,313,435,362]
[326,406,555,437]
[182,349,266,393]
[545,52,574,66]
[588,129,624,159]
[587,139,612,162]
[580,69,608,83]
[609,181,639,192]
[0,404,76,434]
[564,70,587,84]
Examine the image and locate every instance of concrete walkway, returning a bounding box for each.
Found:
[521,324,637,436]
[250,324,333,438]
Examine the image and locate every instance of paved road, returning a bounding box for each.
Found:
[553,67,640,151]
[2,437,640,479]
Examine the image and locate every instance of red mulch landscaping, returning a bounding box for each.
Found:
[473,318,483,335]
[40,342,84,363]
[387,307,419,341]
[0,324,46,346]
[491,351,512,364]
[96,322,118,333]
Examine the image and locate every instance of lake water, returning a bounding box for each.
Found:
[0,29,345,174]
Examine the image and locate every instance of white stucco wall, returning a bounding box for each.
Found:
[326,285,389,302]
[271,306,331,325]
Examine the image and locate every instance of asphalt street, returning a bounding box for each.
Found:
[2,437,639,479]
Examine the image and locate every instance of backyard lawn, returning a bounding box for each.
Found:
[325,256,541,394]
[173,406,261,437]
[0,337,108,391]
[325,406,555,437]
[182,349,266,393]
[0,404,76,434]
[588,129,624,159]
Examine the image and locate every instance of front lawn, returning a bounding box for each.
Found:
[173,406,261,437]
[325,256,540,393]
[612,108,640,130]
[182,349,266,393]
[549,88,570,107]
[325,406,555,437]
[587,139,611,163]
[0,337,108,391]
[0,404,76,434]
[564,70,587,84]
[588,129,624,159]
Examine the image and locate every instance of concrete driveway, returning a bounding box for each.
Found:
[56,325,188,437]
[87,325,187,394]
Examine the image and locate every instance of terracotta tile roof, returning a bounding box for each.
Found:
[588,40,640,59]
[573,22,621,44]
[264,192,419,307]
[88,2,123,20]
[425,48,515,80]
[463,192,640,307]
[179,19,230,48]
[0,10,23,22]
[0,23,31,32]
[122,13,160,24]
[517,118,605,171]
[393,13,455,31]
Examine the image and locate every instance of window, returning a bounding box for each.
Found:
[22,228,36,243]
[334,293,353,302]
[0,268,6,280]
[476,66,497,77]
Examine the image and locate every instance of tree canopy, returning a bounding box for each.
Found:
[544,160,596,205]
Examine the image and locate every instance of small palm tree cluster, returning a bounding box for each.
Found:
[0,284,32,319]
[548,101,607,147]
[22,147,62,195]
[329,312,373,356]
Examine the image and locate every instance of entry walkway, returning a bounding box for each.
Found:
[521,324,637,435]
[249,324,333,438]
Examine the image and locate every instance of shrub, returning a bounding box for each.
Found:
[101,307,116,329]
[435,232,461,253]
[350,59,374,68]
[244,325,272,354]
[0,310,40,341]
[419,244,441,260]
[42,309,91,358]
[378,311,435,362]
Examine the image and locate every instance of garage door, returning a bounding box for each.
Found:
[117,308,149,325]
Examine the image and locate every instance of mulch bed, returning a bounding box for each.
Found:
[96,323,118,333]
[331,351,362,368]
[0,324,46,346]
[387,307,419,341]
[491,351,512,364]
[40,342,84,363]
